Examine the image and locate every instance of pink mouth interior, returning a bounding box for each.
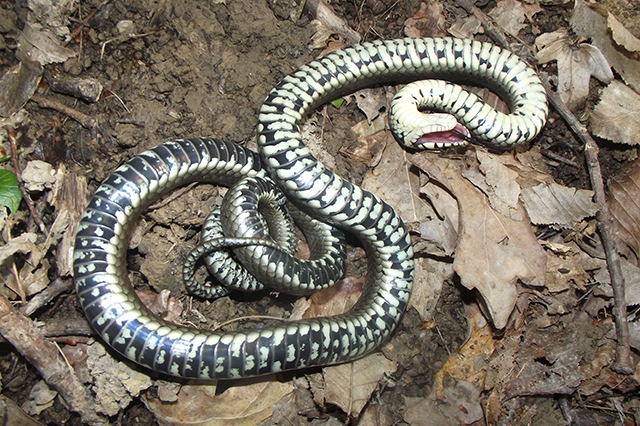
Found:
[415,124,470,146]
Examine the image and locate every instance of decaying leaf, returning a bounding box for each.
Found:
[301,115,337,171]
[608,158,640,262]
[21,160,56,192]
[571,0,640,92]
[520,182,598,227]
[403,1,446,38]
[405,309,491,426]
[489,0,542,37]
[25,0,73,38]
[343,114,387,166]
[17,23,76,66]
[463,150,523,221]
[86,341,153,417]
[22,380,57,416]
[324,353,396,418]
[536,30,613,111]
[144,380,292,425]
[411,154,546,329]
[0,60,42,119]
[350,88,386,124]
[544,242,604,294]
[0,233,38,265]
[305,0,360,46]
[490,312,616,399]
[590,80,640,146]
[448,14,483,39]
[608,13,640,53]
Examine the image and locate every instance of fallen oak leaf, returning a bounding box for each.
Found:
[571,0,640,93]
[488,0,542,38]
[590,80,640,146]
[536,30,613,111]
[520,182,598,227]
[607,13,640,53]
[143,379,292,426]
[323,353,396,418]
[411,154,546,329]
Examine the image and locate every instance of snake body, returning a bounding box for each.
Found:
[73,37,547,379]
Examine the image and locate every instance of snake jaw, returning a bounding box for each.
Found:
[414,123,470,150]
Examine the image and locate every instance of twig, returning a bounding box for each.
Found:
[7,128,48,235]
[64,0,112,47]
[30,93,97,129]
[0,295,110,425]
[19,278,73,317]
[455,0,509,47]
[540,75,633,375]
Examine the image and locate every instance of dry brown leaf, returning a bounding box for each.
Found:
[536,30,613,111]
[323,353,396,418]
[304,276,363,319]
[410,257,455,321]
[0,60,41,119]
[351,88,386,124]
[608,13,640,53]
[0,233,37,265]
[448,15,483,39]
[306,0,360,46]
[344,114,389,167]
[520,182,598,227]
[403,1,446,38]
[17,23,76,65]
[301,115,337,171]
[412,155,546,329]
[405,308,491,426]
[544,245,603,293]
[571,0,640,92]
[362,135,435,228]
[417,181,458,257]
[463,150,523,221]
[608,158,640,262]
[488,0,542,37]
[144,380,293,425]
[86,342,153,417]
[590,80,640,146]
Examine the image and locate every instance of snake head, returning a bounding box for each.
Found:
[413,123,471,150]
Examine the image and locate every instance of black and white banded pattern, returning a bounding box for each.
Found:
[73,37,546,379]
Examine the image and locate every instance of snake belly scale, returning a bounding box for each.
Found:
[73,37,547,379]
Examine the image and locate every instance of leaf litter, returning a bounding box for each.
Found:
[0,0,639,424]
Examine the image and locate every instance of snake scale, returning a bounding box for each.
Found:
[73,37,547,379]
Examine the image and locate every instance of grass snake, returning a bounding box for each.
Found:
[73,37,547,379]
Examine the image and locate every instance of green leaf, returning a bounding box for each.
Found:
[0,170,22,213]
[330,97,344,108]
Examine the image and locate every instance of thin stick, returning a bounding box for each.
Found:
[30,94,97,129]
[541,75,633,374]
[0,295,110,425]
[7,128,48,235]
[64,0,112,46]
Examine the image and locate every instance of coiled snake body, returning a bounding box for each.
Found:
[73,38,547,379]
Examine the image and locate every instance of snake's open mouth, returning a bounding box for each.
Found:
[415,123,470,147]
